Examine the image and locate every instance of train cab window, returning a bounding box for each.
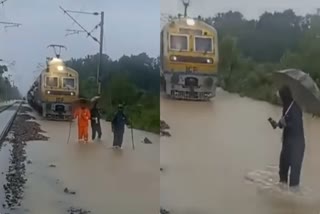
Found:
[169,35,188,51]
[194,37,213,53]
[63,78,75,89]
[46,77,58,87]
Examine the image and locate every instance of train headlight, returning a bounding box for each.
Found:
[70,92,74,96]
[47,90,51,94]
[206,58,213,64]
[170,56,177,61]
[186,18,195,26]
[57,66,64,71]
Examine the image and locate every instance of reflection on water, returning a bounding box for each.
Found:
[160,89,320,214]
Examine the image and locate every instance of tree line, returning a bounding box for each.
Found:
[0,65,21,102]
[198,10,320,104]
[66,53,160,133]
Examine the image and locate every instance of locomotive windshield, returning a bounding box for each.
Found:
[63,78,75,89]
[195,37,213,53]
[46,76,58,87]
[170,35,188,51]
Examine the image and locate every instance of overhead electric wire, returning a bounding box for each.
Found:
[60,6,99,44]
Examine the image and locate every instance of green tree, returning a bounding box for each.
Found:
[0,64,21,101]
[196,10,320,106]
[66,53,160,133]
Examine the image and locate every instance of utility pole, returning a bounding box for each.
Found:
[60,6,104,96]
[97,12,104,95]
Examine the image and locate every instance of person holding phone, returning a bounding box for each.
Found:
[268,86,305,191]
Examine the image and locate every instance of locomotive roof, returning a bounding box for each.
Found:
[48,57,65,66]
[162,17,217,33]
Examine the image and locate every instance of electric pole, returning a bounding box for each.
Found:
[60,6,104,96]
[98,12,104,96]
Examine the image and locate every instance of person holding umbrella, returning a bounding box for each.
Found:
[269,85,305,190]
[90,96,102,141]
[269,69,320,191]
[111,104,129,149]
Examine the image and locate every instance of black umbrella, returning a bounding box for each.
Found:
[273,69,320,116]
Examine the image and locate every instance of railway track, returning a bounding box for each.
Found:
[0,101,22,143]
[0,100,18,112]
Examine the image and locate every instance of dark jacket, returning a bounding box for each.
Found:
[111,110,128,133]
[90,104,101,125]
[278,86,305,186]
[278,86,305,142]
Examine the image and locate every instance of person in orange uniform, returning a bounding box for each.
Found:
[73,105,91,143]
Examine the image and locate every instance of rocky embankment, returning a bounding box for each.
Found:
[2,106,49,210]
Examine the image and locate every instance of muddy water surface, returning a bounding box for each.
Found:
[9,109,159,214]
[161,89,320,214]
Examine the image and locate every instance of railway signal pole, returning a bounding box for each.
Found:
[59,6,104,96]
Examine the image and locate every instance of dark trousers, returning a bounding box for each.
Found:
[113,131,124,147]
[279,141,305,187]
[91,123,102,140]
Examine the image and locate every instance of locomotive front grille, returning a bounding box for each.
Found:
[55,104,65,113]
[185,77,199,87]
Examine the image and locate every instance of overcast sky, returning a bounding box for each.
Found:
[1,0,319,94]
[0,0,159,94]
[161,0,319,19]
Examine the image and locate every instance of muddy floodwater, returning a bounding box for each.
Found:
[160,89,320,214]
[0,106,159,214]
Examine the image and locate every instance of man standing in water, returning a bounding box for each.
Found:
[90,102,102,141]
[111,104,129,149]
[269,86,305,191]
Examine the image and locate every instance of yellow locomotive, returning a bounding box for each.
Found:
[27,56,79,120]
[160,16,219,101]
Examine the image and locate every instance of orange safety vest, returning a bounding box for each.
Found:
[74,107,91,127]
